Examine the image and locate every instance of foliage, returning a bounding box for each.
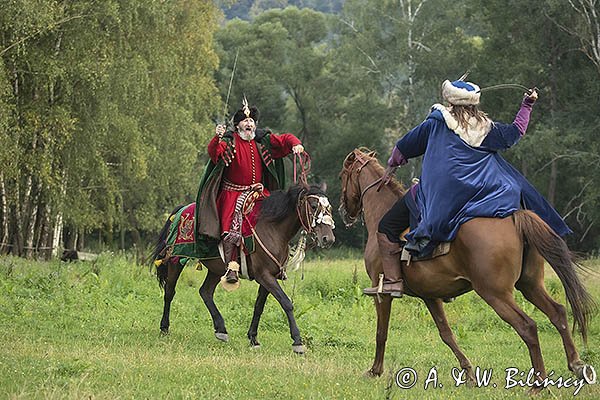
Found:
[2,0,600,255]
[0,1,221,256]
[218,0,345,20]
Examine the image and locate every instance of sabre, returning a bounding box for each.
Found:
[478,83,533,93]
[221,49,240,128]
[457,71,536,95]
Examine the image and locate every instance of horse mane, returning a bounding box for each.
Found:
[260,184,324,222]
[354,147,408,196]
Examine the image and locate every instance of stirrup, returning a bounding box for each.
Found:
[220,261,241,292]
[225,269,238,283]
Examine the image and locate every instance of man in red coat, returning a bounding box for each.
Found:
[203,101,304,286]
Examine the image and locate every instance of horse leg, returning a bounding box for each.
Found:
[256,275,304,354]
[199,270,229,342]
[423,298,475,382]
[365,295,393,377]
[517,280,595,382]
[247,285,270,348]
[476,289,547,391]
[518,284,596,382]
[160,259,183,334]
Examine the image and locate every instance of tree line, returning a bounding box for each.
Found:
[1,0,599,258]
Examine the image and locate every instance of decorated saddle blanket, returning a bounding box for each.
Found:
[165,203,255,263]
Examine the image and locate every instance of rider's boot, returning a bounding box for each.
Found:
[363,232,404,298]
[223,241,240,283]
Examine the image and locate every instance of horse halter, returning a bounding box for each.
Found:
[297,192,335,235]
[339,149,381,227]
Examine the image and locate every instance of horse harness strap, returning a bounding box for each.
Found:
[247,221,288,280]
[359,177,383,208]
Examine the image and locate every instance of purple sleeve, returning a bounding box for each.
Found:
[387,146,407,168]
[513,97,535,136]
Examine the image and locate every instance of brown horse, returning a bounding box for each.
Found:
[339,147,596,385]
[151,184,335,353]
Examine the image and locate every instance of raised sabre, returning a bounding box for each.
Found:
[221,49,240,129]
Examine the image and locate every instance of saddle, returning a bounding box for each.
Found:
[401,182,451,261]
[400,241,450,263]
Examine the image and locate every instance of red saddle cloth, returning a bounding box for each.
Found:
[174,203,196,246]
[165,203,255,262]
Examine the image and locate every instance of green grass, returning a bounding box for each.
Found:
[1,254,599,399]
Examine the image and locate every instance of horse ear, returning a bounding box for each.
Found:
[319,181,328,193]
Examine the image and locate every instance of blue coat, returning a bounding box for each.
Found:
[396,109,571,254]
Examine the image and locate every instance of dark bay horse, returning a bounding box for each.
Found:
[151,184,335,353]
[339,148,596,385]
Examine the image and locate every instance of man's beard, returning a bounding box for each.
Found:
[238,128,256,141]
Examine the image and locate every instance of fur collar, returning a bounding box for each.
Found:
[431,103,492,147]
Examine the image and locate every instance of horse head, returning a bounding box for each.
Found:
[297,185,336,248]
[338,148,379,227]
[339,147,407,228]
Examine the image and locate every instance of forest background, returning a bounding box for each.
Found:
[1,0,599,259]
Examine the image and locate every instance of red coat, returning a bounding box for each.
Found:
[207,131,301,236]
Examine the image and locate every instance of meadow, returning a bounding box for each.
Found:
[1,251,599,399]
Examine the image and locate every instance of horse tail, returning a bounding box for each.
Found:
[151,205,185,289]
[513,210,597,344]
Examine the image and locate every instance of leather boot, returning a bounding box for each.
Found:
[222,241,240,283]
[363,232,404,298]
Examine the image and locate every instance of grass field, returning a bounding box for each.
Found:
[1,252,599,399]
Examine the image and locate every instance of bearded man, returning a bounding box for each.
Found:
[195,100,304,287]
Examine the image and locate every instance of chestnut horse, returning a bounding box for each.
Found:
[339,148,596,384]
[151,184,335,354]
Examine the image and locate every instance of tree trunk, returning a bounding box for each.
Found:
[33,195,44,258]
[548,159,557,206]
[0,174,8,254]
[12,180,24,256]
[24,181,40,258]
[64,224,77,251]
[51,211,63,258]
[77,228,85,251]
[38,200,52,260]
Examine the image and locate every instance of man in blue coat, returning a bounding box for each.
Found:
[363,79,571,298]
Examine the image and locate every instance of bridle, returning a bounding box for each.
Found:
[297,192,335,235]
[339,149,382,227]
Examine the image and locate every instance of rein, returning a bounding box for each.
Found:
[293,152,311,187]
[360,177,383,206]
[248,222,287,272]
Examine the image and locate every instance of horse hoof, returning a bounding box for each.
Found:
[160,328,169,336]
[215,332,229,342]
[292,344,306,354]
[583,365,597,384]
[251,344,261,349]
[363,369,381,378]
